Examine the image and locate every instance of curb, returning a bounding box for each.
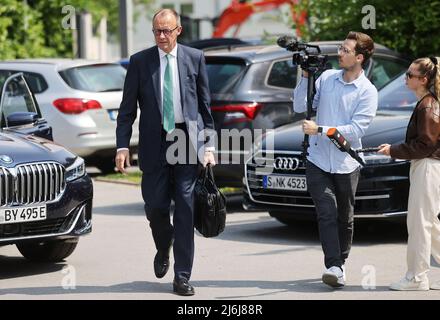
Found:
[93,177,141,186]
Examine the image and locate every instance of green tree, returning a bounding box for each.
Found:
[0,0,152,59]
[294,0,440,58]
[0,0,55,59]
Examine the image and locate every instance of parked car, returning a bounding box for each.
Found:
[118,58,130,70]
[0,59,139,173]
[184,37,261,50]
[204,42,411,187]
[0,72,93,261]
[243,72,417,224]
[117,38,260,69]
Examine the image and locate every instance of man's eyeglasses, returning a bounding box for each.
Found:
[405,71,426,79]
[152,26,179,37]
[337,45,355,55]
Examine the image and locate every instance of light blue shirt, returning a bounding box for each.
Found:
[293,69,378,174]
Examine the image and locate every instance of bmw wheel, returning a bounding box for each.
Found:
[16,238,79,262]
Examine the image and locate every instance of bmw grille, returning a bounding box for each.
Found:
[0,162,66,207]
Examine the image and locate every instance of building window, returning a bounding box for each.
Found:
[181,3,193,16]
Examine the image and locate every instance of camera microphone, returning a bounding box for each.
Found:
[277,35,297,49]
[355,147,380,153]
[327,128,366,166]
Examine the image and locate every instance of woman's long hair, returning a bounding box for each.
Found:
[414,56,440,99]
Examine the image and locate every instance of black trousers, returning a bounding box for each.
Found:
[141,123,199,281]
[306,161,360,269]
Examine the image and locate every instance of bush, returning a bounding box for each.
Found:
[294,0,440,58]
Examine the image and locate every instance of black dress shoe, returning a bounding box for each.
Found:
[173,278,195,296]
[154,250,170,278]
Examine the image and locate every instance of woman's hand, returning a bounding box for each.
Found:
[378,144,391,156]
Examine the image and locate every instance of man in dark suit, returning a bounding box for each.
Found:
[115,8,216,296]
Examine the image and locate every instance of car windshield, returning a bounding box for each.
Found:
[59,64,126,92]
[206,61,246,94]
[378,73,418,111]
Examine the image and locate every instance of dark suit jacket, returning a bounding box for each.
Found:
[116,44,215,172]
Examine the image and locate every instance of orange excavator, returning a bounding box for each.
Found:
[212,0,307,38]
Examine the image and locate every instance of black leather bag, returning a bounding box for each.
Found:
[194,165,226,237]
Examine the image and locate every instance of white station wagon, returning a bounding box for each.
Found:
[0,59,139,173]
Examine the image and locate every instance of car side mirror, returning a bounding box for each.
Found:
[6,112,39,127]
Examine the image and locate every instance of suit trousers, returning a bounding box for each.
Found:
[306,161,360,269]
[406,158,440,282]
[141,124,199,281]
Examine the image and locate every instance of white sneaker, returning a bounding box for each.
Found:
[430,280,440,290]
[389,277,429,291]
[322,266,345,288]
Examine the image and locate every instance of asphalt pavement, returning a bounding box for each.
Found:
[1,176,440,300]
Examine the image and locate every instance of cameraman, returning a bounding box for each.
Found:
[293,31,378,288]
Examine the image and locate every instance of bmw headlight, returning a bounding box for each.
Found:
[66,157,86,182]
[363,153,406,166]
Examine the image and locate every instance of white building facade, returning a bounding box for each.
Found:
[130,0,293,55]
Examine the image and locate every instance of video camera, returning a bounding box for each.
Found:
[277,36,330,161]
[277,36,328,73]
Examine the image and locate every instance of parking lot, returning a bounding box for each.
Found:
[0,171,439,300]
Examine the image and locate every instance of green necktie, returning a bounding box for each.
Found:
[163,54,175,133]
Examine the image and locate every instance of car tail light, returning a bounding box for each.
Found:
[53,98,102,114]
[211,102,263,120]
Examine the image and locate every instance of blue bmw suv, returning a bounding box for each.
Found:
[0,72,93,262]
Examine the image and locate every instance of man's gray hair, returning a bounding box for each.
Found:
[153,8,181,26]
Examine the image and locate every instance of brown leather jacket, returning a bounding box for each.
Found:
[390,93,440,160]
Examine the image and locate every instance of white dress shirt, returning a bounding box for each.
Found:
[293,69,378,173]
[158,44,185,124]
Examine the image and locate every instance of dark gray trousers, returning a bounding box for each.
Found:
[306,161,360,269]
[141,124,199,281]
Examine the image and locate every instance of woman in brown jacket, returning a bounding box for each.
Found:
[378,56,440,291]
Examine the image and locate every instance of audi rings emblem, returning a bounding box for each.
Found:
[273,157,300,171]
